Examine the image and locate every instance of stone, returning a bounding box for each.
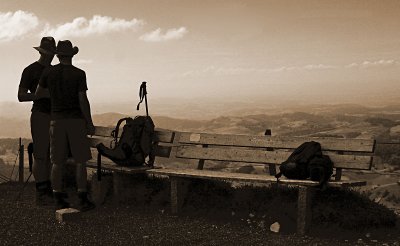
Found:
[55,208,80,223]
[270,222,280,233]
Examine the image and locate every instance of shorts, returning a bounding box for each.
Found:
[30,111,51,159]
[49,118,92,164]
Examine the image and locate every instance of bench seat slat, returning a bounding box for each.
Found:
[86,160,158,173]
[93,126,174,143]
[147,169,367,187]
[179,132,375,152]
[176,146,372,170]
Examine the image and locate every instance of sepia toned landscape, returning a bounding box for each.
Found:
[1,0,400,245]
[1,100,400,244]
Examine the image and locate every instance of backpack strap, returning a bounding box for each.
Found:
[111,118,131,147]
[136,82,147,112]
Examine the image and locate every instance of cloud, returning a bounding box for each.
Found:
[345,59,400,68]
[0,10,39,42]
[140,27,187,42]
[181,64,336,77]
[269,64,336,73]
[41,15,144,39]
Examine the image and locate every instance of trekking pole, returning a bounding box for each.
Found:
[15,172,32,201]
[15,142,34,201]
[137,81,149,117]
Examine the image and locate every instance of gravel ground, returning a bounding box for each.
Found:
[0,181,399,246]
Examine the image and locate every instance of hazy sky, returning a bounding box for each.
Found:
[1,0,400,105]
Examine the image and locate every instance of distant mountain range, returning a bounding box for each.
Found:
[1,101,400,140]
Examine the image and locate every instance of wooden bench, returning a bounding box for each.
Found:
[85,126,175,181]
[87,126,375,235]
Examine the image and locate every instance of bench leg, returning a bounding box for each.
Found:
[113,172,124,202]
[170,177,189,214]
[113,172,147,203]
[297,186,314,235]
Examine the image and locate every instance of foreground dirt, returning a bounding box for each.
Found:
[0,181,399,246]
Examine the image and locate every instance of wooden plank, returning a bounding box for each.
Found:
[93,126,115,137]
[94,126,175,143]
[88,138,171,158]
[178,132,375,152]
[86,161,156,173]
[176,146,372,170]
[147,169,367,187]
[154,146,173,158]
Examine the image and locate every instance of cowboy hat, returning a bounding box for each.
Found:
[33,37,56,55]
[56,40,79,56]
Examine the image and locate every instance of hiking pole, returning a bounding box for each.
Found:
[15,142,34,201]
[15,172,32,201]
[137,81,149,117]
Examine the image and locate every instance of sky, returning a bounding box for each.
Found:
[1,0,400,107]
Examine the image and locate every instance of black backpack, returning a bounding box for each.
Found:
[275,141,334,187]
[308,155,333,187]
[275,141,322,180]
[96,116,155,167]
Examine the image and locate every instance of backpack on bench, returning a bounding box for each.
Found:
[96,116,155,167]
[275,141,333,187]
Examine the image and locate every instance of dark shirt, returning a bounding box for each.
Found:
[19,62,51,113]
[39,64,88,120]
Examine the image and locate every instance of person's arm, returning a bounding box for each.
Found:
[34,85,50,99]
[79,91,95,135]
[18,86,36,102]
[18,68,36,102]
[35,67,50,99]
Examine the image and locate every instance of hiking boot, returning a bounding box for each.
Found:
[54,192,70,210]
[35,181,54,206]
[77,192,95,212]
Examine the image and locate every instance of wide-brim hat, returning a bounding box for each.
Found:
[56,40,79,56]
[33,37,56,55]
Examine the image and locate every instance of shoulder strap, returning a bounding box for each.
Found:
[111,117,131,147]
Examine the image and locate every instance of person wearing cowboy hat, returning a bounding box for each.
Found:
[18,37,56,206]
[36,40,95,211]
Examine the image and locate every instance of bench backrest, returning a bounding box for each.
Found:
[175,132,375,173]
[90,126,375,180]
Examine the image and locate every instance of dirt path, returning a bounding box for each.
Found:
[0,182,399,245]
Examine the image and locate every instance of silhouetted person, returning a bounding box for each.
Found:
[17,37,56,206]
[35,40,95,211]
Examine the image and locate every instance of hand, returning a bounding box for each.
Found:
[86,123,95,136]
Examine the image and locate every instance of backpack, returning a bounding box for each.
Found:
[96,116,155,167]
[275,141,322,180]
[308,155,333,187]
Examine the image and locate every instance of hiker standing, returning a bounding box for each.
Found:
[35,40,95,211]
[17,37,56,205]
